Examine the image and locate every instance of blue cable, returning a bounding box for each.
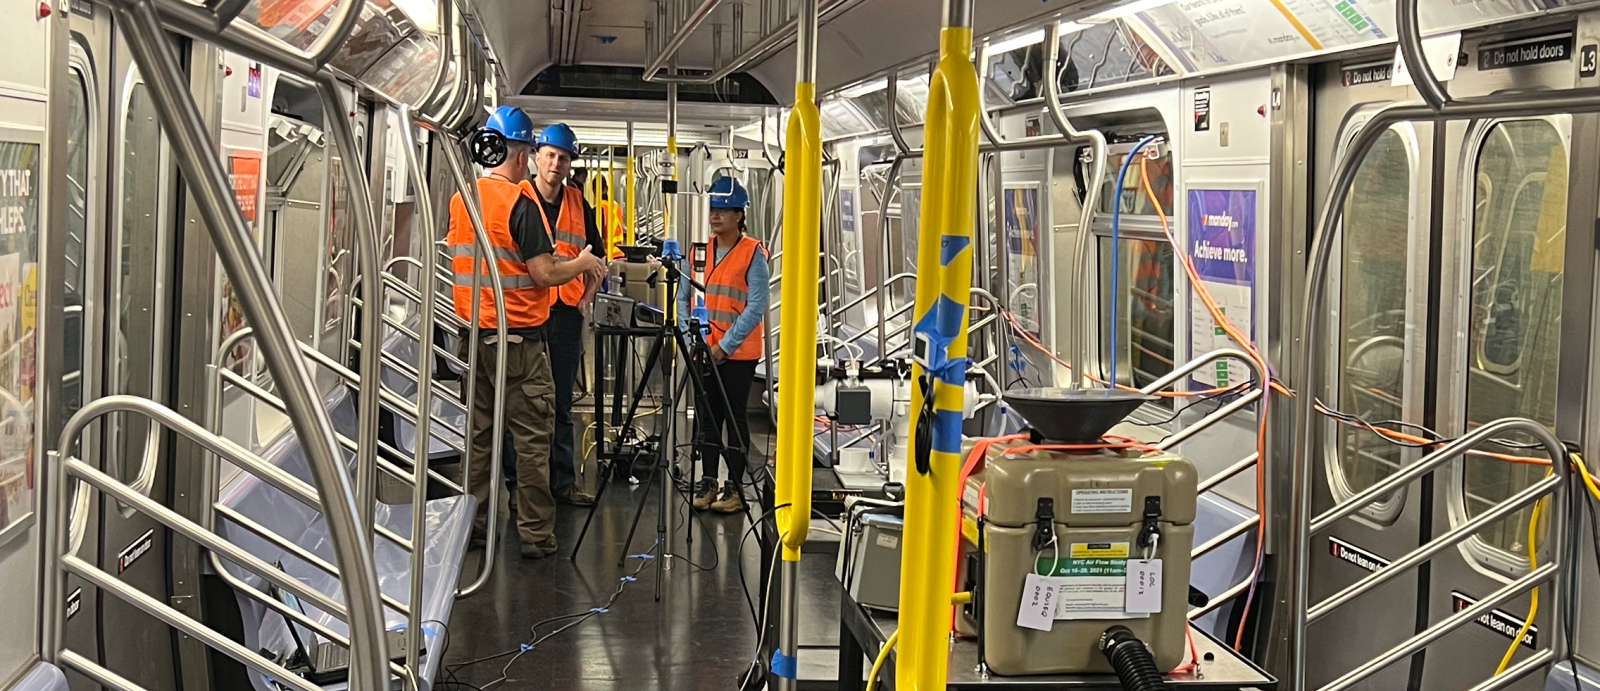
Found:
[1108,135,1158,389]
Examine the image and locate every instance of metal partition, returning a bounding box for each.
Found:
[1278,0,1588,685]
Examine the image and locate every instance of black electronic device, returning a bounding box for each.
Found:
[269,576,417,685]
[660,179,679,194]
[616,244,657,263]
[834,385,874,426]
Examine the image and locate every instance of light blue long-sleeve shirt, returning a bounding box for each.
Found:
[678,237,770,356]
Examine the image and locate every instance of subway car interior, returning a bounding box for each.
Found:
[7,0,1600,689]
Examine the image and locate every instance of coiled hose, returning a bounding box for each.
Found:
[1099,626,1167,691]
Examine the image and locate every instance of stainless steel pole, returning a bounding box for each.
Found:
[396,105,434,678]
[108,1,389,688]
[314,73,383,546]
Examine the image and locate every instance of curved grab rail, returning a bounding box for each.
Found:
[314,70,386,541]
[1396,0,1447,111]
[438,134,511,598]
[1281,88,1600,689]
[48,5,392,690]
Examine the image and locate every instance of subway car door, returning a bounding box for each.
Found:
[58,9,181,690]
[57,7,109,688]
[1306,51,1437,691]
[1426,23,1579,691]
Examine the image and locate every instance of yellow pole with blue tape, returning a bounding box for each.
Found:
[896,1,979,690]
[773,0,821,686]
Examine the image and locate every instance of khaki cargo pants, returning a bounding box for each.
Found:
[463,334,557,548]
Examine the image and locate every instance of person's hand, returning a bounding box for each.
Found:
[574,245,605,273]
[709,344,728,362]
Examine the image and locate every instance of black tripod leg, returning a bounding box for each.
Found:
[618,455,659,568]
[568,463,614,561]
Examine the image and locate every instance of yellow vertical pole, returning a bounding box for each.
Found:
[773,0,821,686]
[895,1,979,690]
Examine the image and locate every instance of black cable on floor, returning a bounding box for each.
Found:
[444,541,661,689]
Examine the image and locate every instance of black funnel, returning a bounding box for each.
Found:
[1003,388,1156,443]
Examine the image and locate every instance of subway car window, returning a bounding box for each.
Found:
[114,80,165,483]
[1097,145,1173,215]
[63,68,90,415]
[1099,238,1174,390]
[1330,127,1412,511]
[1464,118,1567,555]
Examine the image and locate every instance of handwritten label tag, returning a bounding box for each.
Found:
[1125,559,1163,614]
[1017,573,1057,631]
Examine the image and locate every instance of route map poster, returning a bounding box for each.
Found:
[1186,188,1256,390]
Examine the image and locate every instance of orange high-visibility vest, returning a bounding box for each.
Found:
[699,235,766,361]
[526,181,590,307]
[447,177,552,329]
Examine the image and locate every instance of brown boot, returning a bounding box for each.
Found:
[710,484,744,514]
[692,479,718,511]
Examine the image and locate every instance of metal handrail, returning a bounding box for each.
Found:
[649,0,860,84]
[313,72,389,538]
[49,4,391,689]
[350,290,472,370]
[1396,0,1447,111]
[1282,83,1600,689]
[439,133,510,598]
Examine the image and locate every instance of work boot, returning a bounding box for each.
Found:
[555,485,596,507]
[520,540,558,559]
[692,478,718,511]
[710,484,744,514]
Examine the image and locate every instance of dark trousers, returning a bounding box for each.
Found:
[695,358,758,486]
[547,307,584,494]
[463,336,557,546]
[501,308,583,494]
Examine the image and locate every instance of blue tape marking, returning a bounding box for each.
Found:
[520,643,533,653]
[590,607,609,614]
[621,575,638,582]
[933,357,967,386]
[628,553,656,560]
[939,235,970,266]
[770,650,798,680]
[933,409,965,454]
[934,295,966,339]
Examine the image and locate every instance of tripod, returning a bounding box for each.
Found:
[570,255,752,599]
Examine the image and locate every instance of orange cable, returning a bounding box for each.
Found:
[1140,157,1269,652]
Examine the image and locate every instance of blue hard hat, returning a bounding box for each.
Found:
[536,123,580,156]
[484,106,535,144]
[708,176,748,209]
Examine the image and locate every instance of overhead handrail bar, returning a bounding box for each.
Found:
[48,3,390,689]
[1281,78,1600,687]
[417,0,454,113]
[643,0,724,84]
[650,0,860,84]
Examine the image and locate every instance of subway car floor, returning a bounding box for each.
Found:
[437,425,845,690]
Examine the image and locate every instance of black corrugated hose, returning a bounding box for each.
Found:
[1099,626,1167,691]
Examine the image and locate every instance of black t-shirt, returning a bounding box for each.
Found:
[531,183,605,314]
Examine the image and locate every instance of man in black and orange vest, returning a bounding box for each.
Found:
[679,176,769,514]
[447,106,603,559]
[525,123,605,507]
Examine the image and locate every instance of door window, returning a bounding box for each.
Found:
[1327,125,1415,519]
[64,66,91,415]
[112,76,166,487]
[1461,118,1566,557]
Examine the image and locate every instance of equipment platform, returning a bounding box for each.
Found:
[836,587,1278,690]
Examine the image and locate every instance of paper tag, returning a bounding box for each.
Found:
[1017,573,1057,631]
[1391,32,1462,86]
[1125,559,1163,614]
[875,533,899,549]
